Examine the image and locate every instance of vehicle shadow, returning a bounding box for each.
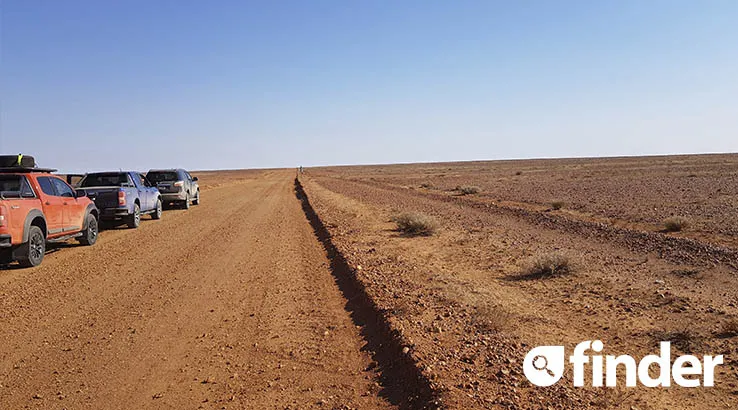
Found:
[0,239,92,270]
[0,246,66,270]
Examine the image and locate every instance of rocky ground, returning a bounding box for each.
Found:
[302,154,738,409]
[2,156,736,409]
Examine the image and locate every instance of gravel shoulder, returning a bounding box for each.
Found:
[303,164,738,409]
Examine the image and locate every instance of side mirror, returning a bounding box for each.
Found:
[192,177,198,182]
[75,190,87,198]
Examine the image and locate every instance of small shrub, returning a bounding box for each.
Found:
[515,171,522,176]
[472,304,513,333]
[591,387,636,408]
[650,329,697,352]
[670,268,700,277]
[456,185,481,195]
[550,201,565,210]
[525,253,571,278]
[721,319,738,337]
[663,217,689,232]
[391,212,438,236]
[419,182,434,189]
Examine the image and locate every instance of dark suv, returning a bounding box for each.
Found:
[147,169,200,209]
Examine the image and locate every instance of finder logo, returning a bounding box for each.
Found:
[523,346,565,386]
[524,340,724,388]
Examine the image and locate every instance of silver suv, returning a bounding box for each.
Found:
[146,169,200,209]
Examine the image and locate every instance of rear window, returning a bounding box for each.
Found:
[147,172,179,183]
[0,175,35,198]
[0,175,22,193]
[80,173,130,187]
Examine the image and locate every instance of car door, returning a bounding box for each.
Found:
[50,177,80,232]
[184,171,194,198]
[136,173,155,211]
[143,174,159,207]
[35,176,65,235]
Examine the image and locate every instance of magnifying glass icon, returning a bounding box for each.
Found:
[533,355,556,378]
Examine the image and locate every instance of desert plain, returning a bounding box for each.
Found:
[1,154,737,409]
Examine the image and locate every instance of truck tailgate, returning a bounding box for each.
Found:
[80,187,120,209]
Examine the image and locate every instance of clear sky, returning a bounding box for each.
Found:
[1,0,737,173]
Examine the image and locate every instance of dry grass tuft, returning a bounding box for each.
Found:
[471,304,514,333]
[650,329,698,352]
[720,319,738,337]
[456,185,481,195]
[590,387,636,409]
[670,268,700,277]
[524,253,572,278]
[391,212,438,236]
[663,217,689,232]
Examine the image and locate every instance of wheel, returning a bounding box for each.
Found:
[127,203,141,228]
[182,194,190,210]
[78,214,99,246]
[152,199,163,219]
[17,226,45,267]
[192,190,200,205]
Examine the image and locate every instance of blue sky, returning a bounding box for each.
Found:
[1,0,737,172]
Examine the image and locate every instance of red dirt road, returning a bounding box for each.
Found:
[0,171,393,409]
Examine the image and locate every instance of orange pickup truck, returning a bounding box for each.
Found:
[0,166,99,267]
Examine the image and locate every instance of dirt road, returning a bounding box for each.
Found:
[0,171,395,409]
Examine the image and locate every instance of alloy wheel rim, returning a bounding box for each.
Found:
[89,218,98,239]
[30,233,44,261]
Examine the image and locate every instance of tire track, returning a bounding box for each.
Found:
[0,171,393,409]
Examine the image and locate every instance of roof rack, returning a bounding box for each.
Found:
[0,167,57,173]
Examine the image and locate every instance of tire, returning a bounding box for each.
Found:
[17,225,45,267]
[182,194,190,210]
[78,214,99,246]
[127,203,141,229]
[152,199,163,220]
[192,191,200,205]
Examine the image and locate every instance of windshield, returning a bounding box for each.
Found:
[80,173,129,187]
[147,172,178,183]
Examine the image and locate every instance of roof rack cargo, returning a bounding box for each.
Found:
[0,154,36,168]
[0,155,56,173]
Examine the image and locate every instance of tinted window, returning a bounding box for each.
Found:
[80,173,130,187]
[20,177,35,197]
[147,171,178,182]
[37,177,57,196]
[137,173,151,187]
[51,178,75,197]
[0,175,22,193]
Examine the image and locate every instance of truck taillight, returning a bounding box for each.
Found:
[0,205,6,227]
[118,190,126,206]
